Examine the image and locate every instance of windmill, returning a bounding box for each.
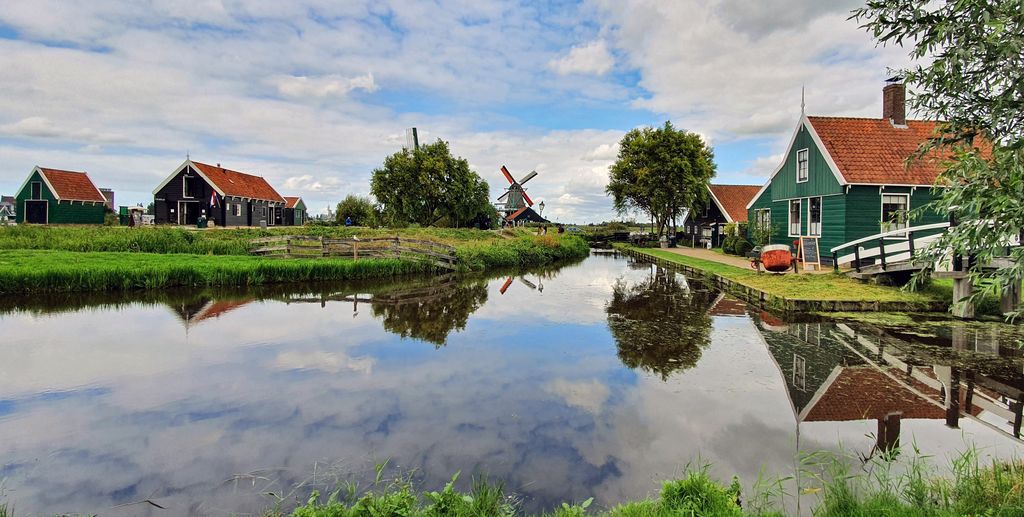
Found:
[497,165,547,224]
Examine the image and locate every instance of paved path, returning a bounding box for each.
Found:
[659,246,754,269]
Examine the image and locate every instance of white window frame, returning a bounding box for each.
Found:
[182,175,194,198]
[233,203,241,217]
[796,148,809,183]
[808,196,822,236]
[30,181,42,200]
[880,193,910,239]
[756,208,771,229]
[788,199,802,237]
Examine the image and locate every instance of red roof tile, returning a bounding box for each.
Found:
[284,196,302,209]
[807,117,955,185]
[38,168,106,202]
[190,161,285,203]
[709,184,761,222]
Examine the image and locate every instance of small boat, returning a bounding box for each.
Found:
[760,244,793,273]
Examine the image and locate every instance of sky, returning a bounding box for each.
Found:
[0,0,912,223]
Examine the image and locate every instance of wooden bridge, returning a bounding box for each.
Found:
[250,235,458,270]
[829,222,1021,318]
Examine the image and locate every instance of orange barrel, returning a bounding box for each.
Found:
[760,244,793,272]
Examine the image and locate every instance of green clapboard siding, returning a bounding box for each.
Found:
[15,170,106,224]
[820,195,846,254]
[770,122,843,201]
[844,186,946,244]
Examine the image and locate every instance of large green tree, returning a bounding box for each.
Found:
[335,194,377,226]
[854,1,1024,318]
[371,140,497,228]
[605,122,716,237]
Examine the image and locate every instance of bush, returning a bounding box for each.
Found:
[733,238,753,256]
[721,235,735,254]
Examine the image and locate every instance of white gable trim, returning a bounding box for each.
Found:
[152,159,225,197]
[744,115,849,210]
[17,166,61,201]
[707,186,734,223]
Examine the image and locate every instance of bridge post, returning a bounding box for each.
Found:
[1001,275,1022,315]
[907,231,915,259]
[952,276,975,319]
[854,247,861,273]
[832,251,838,273]
[878,238,887,271]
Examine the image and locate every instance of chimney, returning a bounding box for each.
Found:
[882,80,906,127]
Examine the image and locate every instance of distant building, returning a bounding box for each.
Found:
[0,195,15,223]
[283,196,308,226]
[681,184,761,248]
[152,159,286,226]
[15,166,107,224]
[99,188,115,211]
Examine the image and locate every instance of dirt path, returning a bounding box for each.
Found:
[659,246,755,269]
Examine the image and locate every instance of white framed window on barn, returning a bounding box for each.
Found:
[788,199,801,237]
[808,197,822,236]
[796,148,809,183]
[881,193,910,237]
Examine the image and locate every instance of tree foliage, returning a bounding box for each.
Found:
[370,140,497,228]
[336,195,377,226]
[606,122,716,237]
[853,0,1024,318]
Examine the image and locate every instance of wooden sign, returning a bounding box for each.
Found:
[800,236,821,270]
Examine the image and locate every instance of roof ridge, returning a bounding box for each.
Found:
[807,115,937,123]
[191,160,268,179]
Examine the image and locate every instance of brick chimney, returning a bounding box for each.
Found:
[882,80,906,126]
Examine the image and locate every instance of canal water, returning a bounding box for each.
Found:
[1,253,1022,515]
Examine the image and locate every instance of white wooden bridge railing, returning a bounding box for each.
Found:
[829,222,950,273]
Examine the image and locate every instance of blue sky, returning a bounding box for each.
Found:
[0,0,909,222]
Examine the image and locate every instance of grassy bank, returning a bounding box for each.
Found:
[0,229,588,293]
[274,451,1024,517]
[620,245,949,308]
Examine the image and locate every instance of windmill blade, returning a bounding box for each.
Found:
[518,278,537,290]
[499,277,514,295]
[522,190,534,207]
[500,165,515,185]
[497,191,510,202]
[519,170,538,185]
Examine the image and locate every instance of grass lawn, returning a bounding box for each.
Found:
[632,247,949,304]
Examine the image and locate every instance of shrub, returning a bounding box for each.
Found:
[721,235,736,254]
[733,238,753,256]
[660,470,743,516]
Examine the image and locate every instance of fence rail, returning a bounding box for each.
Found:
[250,235,457,270]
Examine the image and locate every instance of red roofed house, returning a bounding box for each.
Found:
[746,80,954,265]
[283,196,308,226]
[681,184,761,248]
[15,166,108,224]
[153,159,286,226]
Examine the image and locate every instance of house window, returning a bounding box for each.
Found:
[183,176,194,198]
[796,148,809,183]
[30,181,42,200]
[792,354,806,391]
[808,197,822,236]
[233,203,241,217]
[789,199,802,237]
[261,206,267,218]
[755,208,771,230]
[881,193,910,237]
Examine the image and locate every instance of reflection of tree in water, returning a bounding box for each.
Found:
[371,277,489,347]
[606,266,716,380]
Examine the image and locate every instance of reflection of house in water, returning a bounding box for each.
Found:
[707,294,748,317]
[754,316,1024,454]
[169,299,252,328]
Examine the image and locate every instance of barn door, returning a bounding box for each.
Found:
[24,200,47,224]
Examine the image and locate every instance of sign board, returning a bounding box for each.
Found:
[800,236,821,270]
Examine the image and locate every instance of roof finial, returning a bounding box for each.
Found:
[800,85,805,115]
[186,149,190,161]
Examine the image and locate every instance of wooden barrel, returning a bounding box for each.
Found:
[761,244,792,272]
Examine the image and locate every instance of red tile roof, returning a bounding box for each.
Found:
[38,168,106,202]
[193,300,250,324]
[807,117,955,185]
[709,184,761,222]
[190,161,285,203]
[284,196,303,209]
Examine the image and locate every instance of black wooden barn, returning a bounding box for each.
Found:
[153,160,287,226]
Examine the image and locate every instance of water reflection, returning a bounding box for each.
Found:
[753,313,1024,459]
[606,265,715,380]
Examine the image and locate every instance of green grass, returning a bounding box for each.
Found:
[624,246,949,305]
[0,232,588,293]
[270,450,1024,517]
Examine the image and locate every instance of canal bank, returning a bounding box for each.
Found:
[617,245,950,313]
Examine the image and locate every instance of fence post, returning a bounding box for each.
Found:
[878,238,887,271]
[907,231,915,260]
[320,236,326,257]
[286,238,291,257]
[854,246,861,273]
[353,241,358,261]
[833,251,839,273]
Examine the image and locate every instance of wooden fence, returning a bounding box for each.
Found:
[250,235,458,270]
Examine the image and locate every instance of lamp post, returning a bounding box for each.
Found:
[538,200,545,217]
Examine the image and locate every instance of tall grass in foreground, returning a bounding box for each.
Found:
[271,449,1023,517]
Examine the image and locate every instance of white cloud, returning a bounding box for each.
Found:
[548,40,615,76]
[271,73,378,99]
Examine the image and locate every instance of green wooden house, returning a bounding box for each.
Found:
[15,166,108,224]
[746,82,948,265]
[284,196,308,226]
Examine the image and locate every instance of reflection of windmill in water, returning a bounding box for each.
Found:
[497,165,548,225]
[498,275,544,295]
